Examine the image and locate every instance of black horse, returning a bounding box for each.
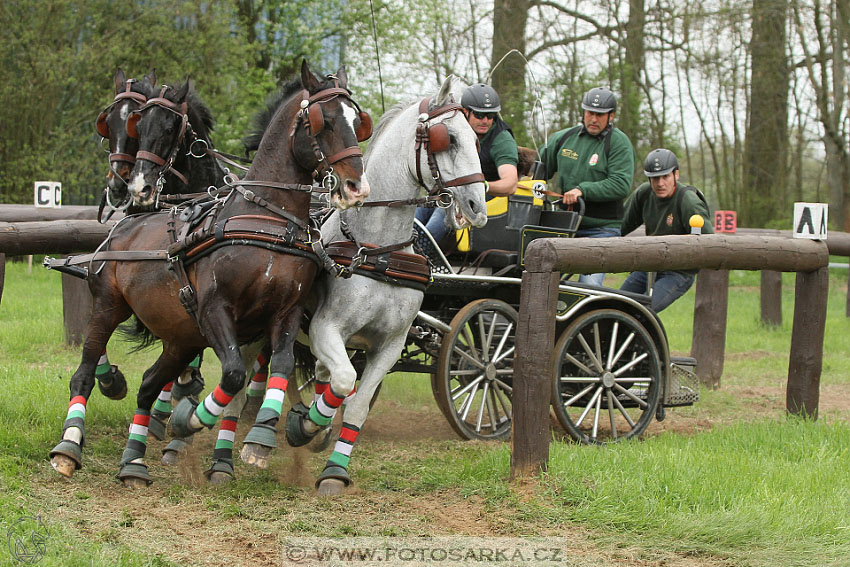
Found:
[49,60,370,486]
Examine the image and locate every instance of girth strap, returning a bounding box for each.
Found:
[322,240,430,284]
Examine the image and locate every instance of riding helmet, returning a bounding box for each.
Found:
[644,148,679,177]
[581,87,617,113]
[461,84,501,113]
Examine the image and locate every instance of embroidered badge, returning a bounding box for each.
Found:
[666,214,674,226]
[589,153,599,166]
[562,148,578,160]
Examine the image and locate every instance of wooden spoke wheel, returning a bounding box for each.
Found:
[435,299,515,440]
[551,309,662,444]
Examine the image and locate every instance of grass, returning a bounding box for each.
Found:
[1,258,849,566]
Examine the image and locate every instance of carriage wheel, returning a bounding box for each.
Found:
[551,309,662,444]
[435,299,515,441]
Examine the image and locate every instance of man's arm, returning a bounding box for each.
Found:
[487,164,519,196]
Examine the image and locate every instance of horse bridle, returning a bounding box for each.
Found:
[96,81,148,175]
[126,86,193,189]
[415,97,485,201]
[290,78,372,199]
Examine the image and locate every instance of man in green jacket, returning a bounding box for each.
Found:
[538,87,635,286]
[620,148,714,312]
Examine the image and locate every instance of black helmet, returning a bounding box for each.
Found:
[644,148,679,177]
[581,87,617,113]
[461,83,501,113]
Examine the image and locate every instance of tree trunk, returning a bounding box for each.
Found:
[619,0,645,144]
[490,0,530,142]
[744,0,789,226]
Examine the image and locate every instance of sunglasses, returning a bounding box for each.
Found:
[471,111,496,120]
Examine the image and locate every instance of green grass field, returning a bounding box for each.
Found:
[0,259,849,566]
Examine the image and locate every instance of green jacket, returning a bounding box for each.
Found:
[621,181,714,237]
[539,125,635,228]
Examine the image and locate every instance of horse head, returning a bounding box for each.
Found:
[97,68,156,211]
[285,60,370,209]
[420,77,488,230]
[126,78,209,207]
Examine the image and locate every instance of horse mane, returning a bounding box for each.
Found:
[363,100,412,163]
[161,82,215,142]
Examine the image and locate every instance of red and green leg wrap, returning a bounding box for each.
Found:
[255,374,288,425]
[50,396,88,469]
[308,387,347,427]
[243,374,288,448]
[205,416,238,478]
[117,410,153,484]
[318,422,359,488]
[195,386,234,429]
[148,381,174,441]
[247,352,269,399]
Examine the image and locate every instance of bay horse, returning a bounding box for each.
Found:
[49,60,370,486]
[242,77,488,493]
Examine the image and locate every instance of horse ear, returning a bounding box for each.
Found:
[145,68,157,87]
[434,76,453,108]
[335,65,348,89]
[174,78,191,102]
[113,68,126,95]
[300,59,321,92]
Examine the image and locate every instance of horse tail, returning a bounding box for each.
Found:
[117,316,160,352]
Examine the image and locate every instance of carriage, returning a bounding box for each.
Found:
[381,182,702,444]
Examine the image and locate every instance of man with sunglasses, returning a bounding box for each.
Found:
[415,83,518,243]
[538,87,635,286]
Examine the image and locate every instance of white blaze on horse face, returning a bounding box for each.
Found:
[117,103,132,154]
[342,102,357,137]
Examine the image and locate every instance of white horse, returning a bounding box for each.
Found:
[239,77,488,493]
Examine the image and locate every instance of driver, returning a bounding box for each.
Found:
[415,83,518,244]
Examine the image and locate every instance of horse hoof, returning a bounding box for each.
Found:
[172,367,205,401]
[122,477,150,489]
[285,403,323,447]
[309,426,335,453]
[240,443,271,469]
[317,478,347,496]
[50,454,77,478]
[97,366,128,400]
[208,471,233,485]
[161,450,179,466]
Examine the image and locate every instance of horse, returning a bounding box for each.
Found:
[48,60,370,487]
[94,70,231,460]
[240,76,488,494]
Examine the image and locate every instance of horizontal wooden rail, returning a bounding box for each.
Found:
[0,205,103,223]
[0,220,115,255]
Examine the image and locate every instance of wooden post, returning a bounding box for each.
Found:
[691,269,728,389]
[786,266,828,417]
[61,273,92,346]
[0,253,5,305]
[760,270,782,326]
[510,269,559,480]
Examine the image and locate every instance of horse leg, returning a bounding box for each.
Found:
[50,299,129,477]
[284,324,354,450]
[169,317,245,439]
[160,351,207,465]
[315,337,405,495]
[95,349,128,400]
[204,343,261,483]
[242,342,272,423]
[117,344,199,487]
[241,309,303,469]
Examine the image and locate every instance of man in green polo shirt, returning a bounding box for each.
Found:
[415,83,518,242]
[620,148,714,312]
[538,87,635,286]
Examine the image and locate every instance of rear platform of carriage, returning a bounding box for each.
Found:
[393,180,701,444]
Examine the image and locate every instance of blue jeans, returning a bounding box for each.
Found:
[620,270,695,312]
[574,226,621,286]
[415,207,450,242]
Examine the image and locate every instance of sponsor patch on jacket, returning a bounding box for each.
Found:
[589,153,599,166]
[666,214,674,226]
[561,148,578,160]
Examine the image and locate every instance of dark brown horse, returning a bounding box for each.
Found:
[49,60,370,485]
